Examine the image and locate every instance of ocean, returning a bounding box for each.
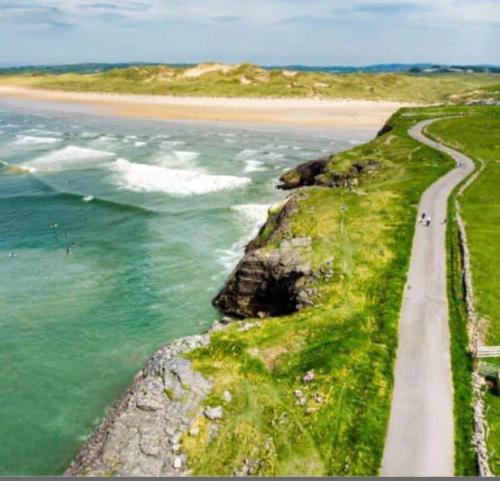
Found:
[0,99,372,474]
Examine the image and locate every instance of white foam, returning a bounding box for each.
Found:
[265,152,285,160]
[25,146,115,172]
[14,135,61,146]
[231,203,270,230]
[161,140,186,148]
[111,159,251,196]
[82,195,94,202]
[217,203,270,271]
[243,159,266,173]
[134,141,147,147]
[156,150,200,168]
[236,149,258,160]
[216,246,242,272]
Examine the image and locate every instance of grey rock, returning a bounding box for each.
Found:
[303,369,315,383]
[65,333,213,477]
[222,390,232,403]
[204,406,223,420]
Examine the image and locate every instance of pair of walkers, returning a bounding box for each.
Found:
[419,212,432,227]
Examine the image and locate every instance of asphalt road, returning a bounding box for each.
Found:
[381,119,475,476]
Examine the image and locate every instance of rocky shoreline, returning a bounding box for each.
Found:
[66,152,367,476]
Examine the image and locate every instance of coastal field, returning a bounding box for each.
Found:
[427,111,500,474]
[0,63,499,104]
[178,106,485,475]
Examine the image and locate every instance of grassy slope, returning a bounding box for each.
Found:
[177,106,471,476]
[0,63,498,103]
[427,109,500,474]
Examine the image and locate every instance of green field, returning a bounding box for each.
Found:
[427,110,500,474]
[1,63,499,103]
[172,106,495,476]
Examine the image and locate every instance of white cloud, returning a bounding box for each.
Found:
[2,0,499,28]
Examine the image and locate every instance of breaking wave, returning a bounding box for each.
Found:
[111,159,251,196]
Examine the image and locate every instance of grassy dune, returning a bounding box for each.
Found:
[175,106,479,476]
[427,110,500,474]
[0,63,499,103]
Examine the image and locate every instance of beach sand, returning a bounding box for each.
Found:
[0,86,414,129]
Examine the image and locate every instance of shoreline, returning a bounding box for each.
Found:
[0,85,415,129]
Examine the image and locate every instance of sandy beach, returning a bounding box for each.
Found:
[0,85,413,129]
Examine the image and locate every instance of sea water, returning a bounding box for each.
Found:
[0,99,372,474]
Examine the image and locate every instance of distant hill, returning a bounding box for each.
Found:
[1,62,498,103]
[1,62,499,76]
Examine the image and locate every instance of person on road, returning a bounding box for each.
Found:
[426,215,432,227]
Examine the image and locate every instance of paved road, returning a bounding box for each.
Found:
[381,119,475,476]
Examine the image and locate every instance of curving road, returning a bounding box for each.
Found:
[381,119,475,476]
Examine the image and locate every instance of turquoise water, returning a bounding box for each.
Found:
[0,100,370,474]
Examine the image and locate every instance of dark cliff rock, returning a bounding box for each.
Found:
[277,157,330,190]
[278,156,379,190]
[213,195,316,318]
[376,121,394,137]
[213,240,312,318]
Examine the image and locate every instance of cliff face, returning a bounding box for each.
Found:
[213,238,313,318]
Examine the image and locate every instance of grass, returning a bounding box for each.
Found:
[427,109,500,474]
[171,105,482,476]
[0,63,499,103]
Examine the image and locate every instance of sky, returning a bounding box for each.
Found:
[1,0,499,66]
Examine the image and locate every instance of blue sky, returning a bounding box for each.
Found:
[1,0,499,66]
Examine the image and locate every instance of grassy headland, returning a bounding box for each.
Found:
[427,110,500,474]
[0,63,498,103]
[174,105,488,476]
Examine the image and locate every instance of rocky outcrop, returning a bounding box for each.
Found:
[376,121,394,137]
[278,157,330,189]
[278,156,378,190]
[213,237,313,318]
[65,334,213,477]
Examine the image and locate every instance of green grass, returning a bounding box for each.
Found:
[427,109,500,474]
[0,63,498,103]
[170,106,487,476]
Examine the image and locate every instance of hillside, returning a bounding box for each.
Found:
[0,63,498,103]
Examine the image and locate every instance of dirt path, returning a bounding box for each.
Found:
[381,119,475,476]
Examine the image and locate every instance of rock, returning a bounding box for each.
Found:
[294,389,304,398]
[303,370,315,383]
[189,427,200,437]
[65,333,213,477]
[377,121,394,137]
[314,393,323,403]
[278,156,378,191]
[278,157,330,189]
[238,321,261,332]
[222,390,232,403]
[296,398,306,406]
[204,406,223,420]
[213,244,312,318]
